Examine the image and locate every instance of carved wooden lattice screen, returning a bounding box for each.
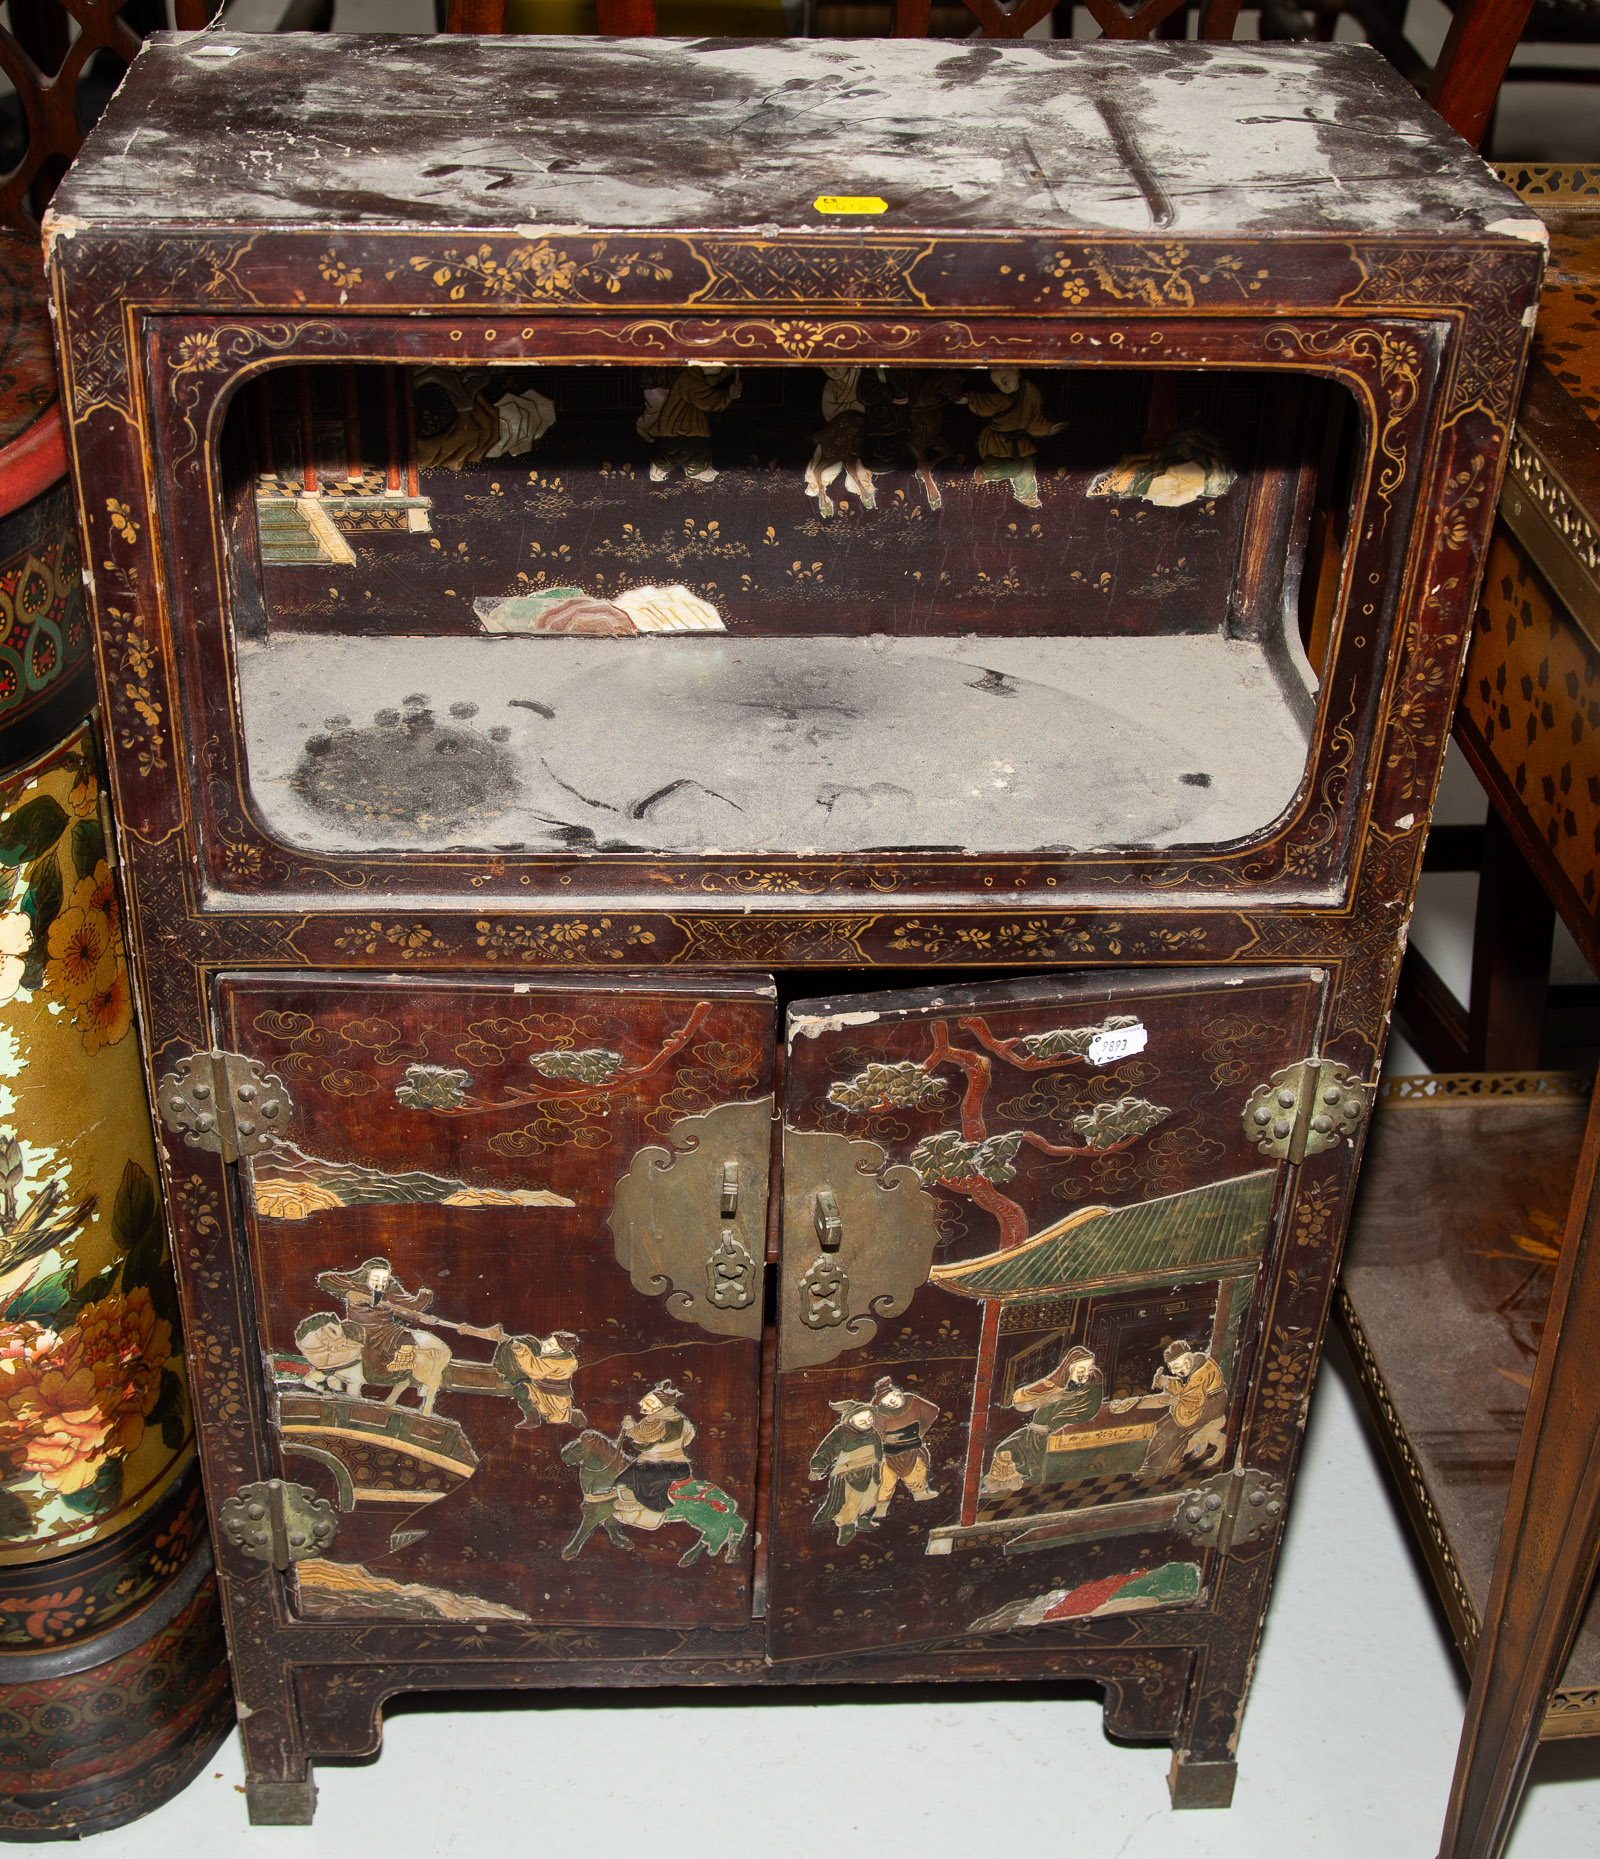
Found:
[0,0,214,237]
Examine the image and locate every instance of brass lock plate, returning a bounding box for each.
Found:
[609,1099,772,1341]
[779,1127,942,1370]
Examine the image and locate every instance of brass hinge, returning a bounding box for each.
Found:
[155,1049,294,1164]
[1242,1057,1368,1164]
[1174,1466,1286,1553]
[217,1479,338,1571]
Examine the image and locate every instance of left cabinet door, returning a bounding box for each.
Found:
[208,972,775,1630]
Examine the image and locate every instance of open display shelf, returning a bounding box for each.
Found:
[229,361,1326,858]
[1338,1071,1600,1737]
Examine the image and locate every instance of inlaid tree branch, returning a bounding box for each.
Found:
[826,1014,1169,1253]
[394,1000,712,1116]
[958,1011,1141,1071]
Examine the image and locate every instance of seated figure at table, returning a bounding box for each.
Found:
[982,1344,1105,1495]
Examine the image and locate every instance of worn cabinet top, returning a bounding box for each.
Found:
[53,33,1537,242]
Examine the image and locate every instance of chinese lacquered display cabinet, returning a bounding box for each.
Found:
[47,31,1545,1825]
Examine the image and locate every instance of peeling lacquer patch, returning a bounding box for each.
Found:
[1487,215,1550,247]
[790,1009,881,1041]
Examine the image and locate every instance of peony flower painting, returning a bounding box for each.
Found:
[0,730,189,1554]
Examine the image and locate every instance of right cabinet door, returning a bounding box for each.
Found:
[766,967,1341,1663]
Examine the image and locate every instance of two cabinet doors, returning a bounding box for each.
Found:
[193,962,1335,1664]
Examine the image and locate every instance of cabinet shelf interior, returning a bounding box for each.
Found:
[222,359,1356,858]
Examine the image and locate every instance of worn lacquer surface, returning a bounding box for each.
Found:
[57,37,1538,241]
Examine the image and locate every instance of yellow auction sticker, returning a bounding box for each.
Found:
[814,195,888,216]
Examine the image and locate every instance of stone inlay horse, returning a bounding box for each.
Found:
[559,1428,747,1567]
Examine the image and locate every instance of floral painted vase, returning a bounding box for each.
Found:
[0,231,231,1840]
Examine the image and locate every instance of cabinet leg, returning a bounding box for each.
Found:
[1168,1754,1238,1810]
[246,1771,317,1826]
[234,1651,317,1824]
[1437,1091,1600,1859]
[1167,1608,1260,1810]
[1466,806,1554,1071]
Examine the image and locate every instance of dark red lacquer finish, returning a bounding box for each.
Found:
[46,32,1543,1824]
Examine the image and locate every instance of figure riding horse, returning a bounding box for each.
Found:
[559,1428,746,1567]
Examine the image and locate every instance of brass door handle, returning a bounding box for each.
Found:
[814,1188,842,1251]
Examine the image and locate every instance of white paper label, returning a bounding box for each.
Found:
[1088,1023,1148,1065]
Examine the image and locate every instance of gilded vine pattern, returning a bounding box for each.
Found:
[886,917,1106,960]
[1278,692,1360,881]
[1291,1175,1342,1251]
[618,318,916,362]
[316,251,362,290]
[1263,324,1424,515]
[1253,1325,1315,1456]
[1383,622,1458,805]
[184,1322,249,1431]
[165,320,344,464]
[102,608,166,778]
[1043,243,1266,308]
[473,917,658,961]
[698,864,903,895]
[615,318,1028,363]
[397,241,672,303]
[333,921,449,960]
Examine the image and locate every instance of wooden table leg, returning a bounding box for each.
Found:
[1437,1084,1600,1859]
[1466,807,1555,1073]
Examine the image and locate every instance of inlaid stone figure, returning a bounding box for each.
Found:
[496,1329,585,1431]
[962,367,1064,508]
[803,366,878,516]
[809,1398,884,1545]
[1139,1342,1228,1481]
[868,1377,940,1518]
[983,1344,1105,1493]
[615,1380,696,1516]
[315,1256,452,1416]
[636,363,741,482]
